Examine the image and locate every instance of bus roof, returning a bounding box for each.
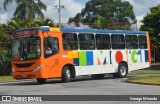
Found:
[13,27,147,36]
[60,28,147,35]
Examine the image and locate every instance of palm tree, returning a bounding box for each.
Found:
[3,0,47,20]
[34,17,55,27]
[6,17,37,30]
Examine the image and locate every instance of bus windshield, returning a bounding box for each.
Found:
[12,37,41,61]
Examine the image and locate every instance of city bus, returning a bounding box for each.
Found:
[12,26,151,84]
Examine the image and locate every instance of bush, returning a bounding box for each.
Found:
[0,42,12,76]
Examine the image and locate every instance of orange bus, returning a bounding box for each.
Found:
[12,26,151,84]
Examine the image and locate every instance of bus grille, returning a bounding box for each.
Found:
[14,63,35,68]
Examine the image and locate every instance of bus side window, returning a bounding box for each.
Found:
[138,35,147,49]
[62,33,78,50]
[125,35,138,49]
[111,34,125,49]
[44,37,59,58]
[96,34,110,50]
[79,33,95,50]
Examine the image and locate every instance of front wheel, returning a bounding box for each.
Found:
[113,63,128,78]
[36,78,46,84]
[62,66,71,82]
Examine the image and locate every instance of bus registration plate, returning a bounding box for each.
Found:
[22,74,27,78]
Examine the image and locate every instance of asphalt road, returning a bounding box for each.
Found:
[0,75,160,104]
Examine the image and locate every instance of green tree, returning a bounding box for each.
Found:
[0,25,5,40]
[2,17,34,35]
[0,24,12,76]
[34,17,55,27]
[140,5,160,46]
[3,0,47,20]
[68,0,136,29]
[140,5,160,62]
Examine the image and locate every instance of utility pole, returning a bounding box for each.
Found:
[0,7,2,19]
[54,0,64,28]
[58,0,61,28]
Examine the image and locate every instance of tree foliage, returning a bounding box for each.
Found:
[3,0,47,20]
[34,18,55,27]
[0,24,11,76]
[140,5,160,62]
[68,0,136,29]
[140,5,160,46]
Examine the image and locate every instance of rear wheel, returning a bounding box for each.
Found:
[91,74,105,79]
[113,63,128,78]
[36,78,46,84]
[62,66,71,82]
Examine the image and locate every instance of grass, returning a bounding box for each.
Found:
[129,69,160,75]
[128,68,160,85]
[0,76,16,82]
[127,74,160,85]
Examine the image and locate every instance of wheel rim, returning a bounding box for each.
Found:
[66,69,71,80]
[120,66,126,76]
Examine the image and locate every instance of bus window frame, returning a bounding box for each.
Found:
[125,34,138,50]
[95,33,111,50]
[62,33,78,51]
[111,34,125,50]
[44,36,60,58]
[138,35,148,49]
[78,33,96,50]
[12,36,41,61]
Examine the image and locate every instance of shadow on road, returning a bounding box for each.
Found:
[0,74,127,86]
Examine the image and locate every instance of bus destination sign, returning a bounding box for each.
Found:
[13,29,38,38]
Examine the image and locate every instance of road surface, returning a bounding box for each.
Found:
[0,75,160,104]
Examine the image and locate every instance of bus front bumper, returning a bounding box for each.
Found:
[12,72,36,79]
[12,65,43,79]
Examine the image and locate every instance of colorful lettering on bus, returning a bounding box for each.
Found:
[67,50,149,65]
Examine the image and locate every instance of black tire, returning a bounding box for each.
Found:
[36,78,46,84]
[62,66,71,82]
[113,63,128,78]
[91,74,105,79]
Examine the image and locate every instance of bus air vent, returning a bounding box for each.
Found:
[14,63,35,68]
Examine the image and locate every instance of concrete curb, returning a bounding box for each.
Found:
[126,80,160,86]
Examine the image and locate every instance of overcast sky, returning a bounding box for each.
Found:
[0,0,160,29]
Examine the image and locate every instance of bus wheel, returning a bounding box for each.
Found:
[62,66,71,82]
[113,63,128,78]
[36,78,46,84]
[91,74,105,79]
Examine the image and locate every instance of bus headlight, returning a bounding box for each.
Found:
[12,67,16,73]
[33,65,43,72]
